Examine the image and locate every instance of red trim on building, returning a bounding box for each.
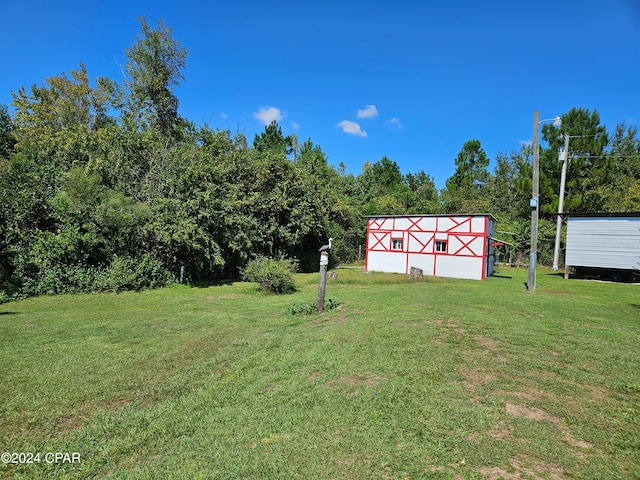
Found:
[369,231,391,251]
[408,231,434,253]
[445,216,472,233]
[366,215,495,278]
[450,233,484,256]
[407,216,424,231]
[481,216,488,279]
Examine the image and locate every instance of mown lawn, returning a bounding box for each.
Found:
[0,267,638,479]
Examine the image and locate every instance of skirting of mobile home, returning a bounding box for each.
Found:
[366,214,497,280]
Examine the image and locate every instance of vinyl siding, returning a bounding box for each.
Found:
[565,217,640,270]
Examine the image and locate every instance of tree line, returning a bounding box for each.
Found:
[1,18,639,299]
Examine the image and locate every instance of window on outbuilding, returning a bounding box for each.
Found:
[392,238,403,250]
[435,240,447,252]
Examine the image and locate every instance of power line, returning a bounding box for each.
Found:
[567,154,640,159]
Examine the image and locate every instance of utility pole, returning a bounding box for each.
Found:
[528,110,540,292]
[552,133,570,271]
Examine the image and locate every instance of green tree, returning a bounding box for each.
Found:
[125,16,188,140]
[586,122,640,212]
[0,105,15,161]
[489,147,532,221]
[405,170,440,213]
[357,156,412,215]
[539,107,608,214]
[253,120,295,156]
[0,105,16,290]
[442,139,490,213]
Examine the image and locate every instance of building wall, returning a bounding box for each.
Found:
[565,216,640,270]
[366,215,493,280]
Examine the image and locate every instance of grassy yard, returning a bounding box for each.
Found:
[0,267,638,479]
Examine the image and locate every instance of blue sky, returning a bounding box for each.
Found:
[1,0,639,188]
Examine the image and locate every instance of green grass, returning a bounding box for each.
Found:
[1,267,638,479]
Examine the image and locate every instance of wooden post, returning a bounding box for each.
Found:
[528,110,540,292]
[317,252,328,313]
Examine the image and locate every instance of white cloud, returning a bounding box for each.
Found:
[221,112,228,119]
[253,106,283,125]
[357,104,379,119]
[337,120,367,137]
[387,117,403,128]
[290,121,300,130]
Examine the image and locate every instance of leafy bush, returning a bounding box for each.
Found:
[14,254,171,297]
[291,302,317,315]
[291,298,341,315]
[242,256,298,294]
[107,253,170,292]
[105,254,172,292]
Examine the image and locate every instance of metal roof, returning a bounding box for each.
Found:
[567,212,640,219]
[366,213,497,221]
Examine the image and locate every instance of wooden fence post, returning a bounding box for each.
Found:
[317,252,328,313]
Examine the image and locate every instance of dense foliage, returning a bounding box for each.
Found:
[1,18,639,300]
[241,255,298,294]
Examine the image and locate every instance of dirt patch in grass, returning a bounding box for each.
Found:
[425,319,444,326]
[479,466,519,479]
[527,369,559,380]
[106,398,132,410]
[480,454,565,479]
[458,368,496,385]
[325,372,386,388]
[506,387,559,402]
[310,314,349,326]
[505,402,593,453]
[325,372,387,396]
[263,382,278,392]
[475,335,501,351]
[524,369,611,405]
[506,402,559,422]
[299,366,324,382]
[487,420,515,440]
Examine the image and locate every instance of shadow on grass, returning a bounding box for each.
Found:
[491,274,513,279]
[545,272,565,278]
[0,311,17,315]
[183,278,240,289]
[546,269,640,284]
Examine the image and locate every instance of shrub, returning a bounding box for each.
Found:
[242,256,298,294]
[106,254,172,292]
[14,254,171,297]
[291,302,317,315]
[290,298,341,315]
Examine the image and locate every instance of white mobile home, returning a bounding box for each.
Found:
[366,214,497,280]
[564,213,640,279]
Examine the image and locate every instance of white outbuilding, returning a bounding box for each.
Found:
[366,214,498,280]
[564,213,640,279]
